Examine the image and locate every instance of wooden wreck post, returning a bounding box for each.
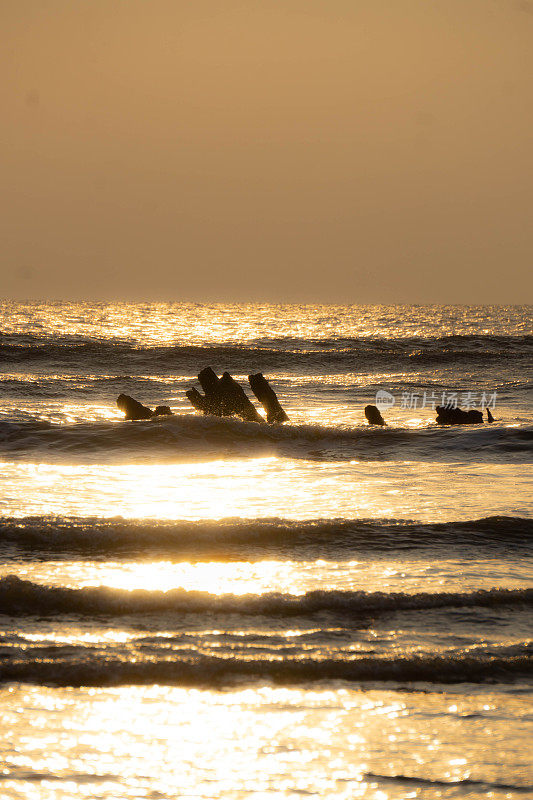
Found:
[185,387,211,415]
[248,373,289,423]
[117,393,154,420]
[219,372,265,423]
[364,404,386,426]
[197,366,230,415]
[186,367,265,423]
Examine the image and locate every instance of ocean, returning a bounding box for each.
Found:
[0,301,531,799]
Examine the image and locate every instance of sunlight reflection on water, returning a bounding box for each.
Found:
[1,684,530,800]
[3,556,528,595]
[1,458,529,522]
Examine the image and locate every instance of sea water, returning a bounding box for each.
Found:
[0,302,531,799]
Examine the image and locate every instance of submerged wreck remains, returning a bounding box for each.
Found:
[117,369,289,424]
[186,368,289,423]
[435,405,486,425]
[116,394,173,421]
[117,373,494,426]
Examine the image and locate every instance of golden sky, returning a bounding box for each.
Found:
[2,0,532,303]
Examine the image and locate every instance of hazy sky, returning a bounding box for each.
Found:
[2,0,532,303]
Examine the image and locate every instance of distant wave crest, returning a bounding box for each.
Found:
[1,333,531,373]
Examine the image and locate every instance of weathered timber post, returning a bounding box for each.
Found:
[248,373,289,423]
[117,394,154,420]
[435,406,483,424]
[186,367,265,422]
[185,388,211,414]
[364,404,386,426]
[219,372,265,423]
[197,367,233,415]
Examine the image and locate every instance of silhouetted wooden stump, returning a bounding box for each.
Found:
[219,372,265,423]
[248,373,289,423]
[185,388,211,415]
[152,405,173,416]
[186,368,265,423]
[435,406,483,424]
[197,367,234,416]
[364,404,386,426]
[117,394,153,420]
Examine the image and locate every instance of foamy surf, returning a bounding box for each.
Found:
[0,415,531,463]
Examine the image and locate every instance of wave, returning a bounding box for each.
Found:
[0,414,531,463]
[0,516,530,559]
[2,333,531,373]
[1,375,532,410]
[1,576,530,618]
[364,772,533,793]
[0,374,171,400]
[0,642,530,687]
[0,767,117,785]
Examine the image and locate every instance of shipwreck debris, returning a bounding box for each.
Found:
[186,368,288,424]
[364,404,386,426]
[435,405,483,425]
[249,373,290,423]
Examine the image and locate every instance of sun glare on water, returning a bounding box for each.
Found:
[2,683,510,799]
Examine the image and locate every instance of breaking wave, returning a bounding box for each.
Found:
[0,576,530,618]
[0,415,531,463]
[0,516,531,559]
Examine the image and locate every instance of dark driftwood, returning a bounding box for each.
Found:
[197,367,233,416]
[219,372,265,423]
[186,388,211,415]
[198,366,221,394]
[117,394,153,420]
[435,405,483,425]
[117,395,173,420]
[186,368,265,423]
[153,405,172,416]
[364,404,386,426]
[248,373,289,423]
